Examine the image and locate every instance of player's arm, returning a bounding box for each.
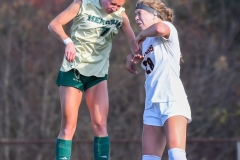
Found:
[48,0,82,62]
[121,11,142,74]
[120,11,139,54]
[48,0,82,42]
[136,22,170,44]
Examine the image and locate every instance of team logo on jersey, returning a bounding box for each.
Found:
[87,15,122,29]
[144,45,154,56]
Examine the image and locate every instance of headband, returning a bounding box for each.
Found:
[136,3,162,19]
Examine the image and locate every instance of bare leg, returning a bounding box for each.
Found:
[85,80,109,136]
[58,86,83,140]
[85,80,110,160]
[55,86,83,160]
[163,116,188,150]
[142,124,166,158]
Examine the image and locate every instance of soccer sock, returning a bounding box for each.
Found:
[168,148,187,160]
[142,155,161,160]
[55,138,72,160]
[93,136,110,160]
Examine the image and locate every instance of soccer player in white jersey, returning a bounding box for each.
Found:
[48,0,138,159]
[126,0,192,160]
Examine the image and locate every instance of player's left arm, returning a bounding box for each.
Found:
[120,11,139,54]
[136,22,170,44]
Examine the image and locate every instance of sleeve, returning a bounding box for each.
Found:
[77,0,87,16]
[161,21,177,42]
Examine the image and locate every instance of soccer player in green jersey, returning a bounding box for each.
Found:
[48,0,138,159]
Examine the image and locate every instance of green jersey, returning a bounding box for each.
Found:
[60,0,125,77]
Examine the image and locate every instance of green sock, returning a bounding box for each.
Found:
[93,136,110,160]
[55,138,72,160]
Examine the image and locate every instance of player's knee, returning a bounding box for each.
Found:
[142,155,161,160]
[168,148,187,160]
[59,125,76,139]
[92,122,107,135]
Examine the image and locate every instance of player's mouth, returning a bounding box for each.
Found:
[107,9,114,14]
[137,22,143,27]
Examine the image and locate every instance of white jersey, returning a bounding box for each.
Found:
[141,21,187,109]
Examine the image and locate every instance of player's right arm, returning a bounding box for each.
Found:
[48,0,82,62]
[48,0,82,41]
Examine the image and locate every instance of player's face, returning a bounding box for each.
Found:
[101,0,125,14]
[135,9,155,30]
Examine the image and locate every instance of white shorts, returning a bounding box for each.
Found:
[143,99,192,126]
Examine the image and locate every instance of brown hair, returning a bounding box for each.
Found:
[136,0,173,22]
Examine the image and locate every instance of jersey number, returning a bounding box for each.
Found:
[142,57,154,74]
[100,27,111,37]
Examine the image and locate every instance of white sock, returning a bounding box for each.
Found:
[142,155,161,160]
[168,148,187,160]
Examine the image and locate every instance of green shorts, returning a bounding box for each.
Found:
[56,69,108,92]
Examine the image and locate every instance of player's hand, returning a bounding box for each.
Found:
[126,54,138,74]
[132,54,144,64]
[65,42,76,62]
